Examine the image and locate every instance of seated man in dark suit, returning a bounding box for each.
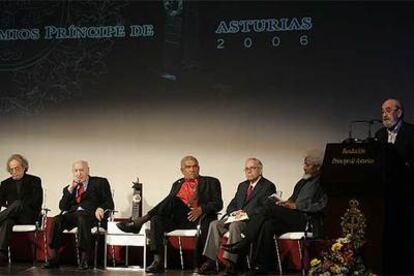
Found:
[0,154,43,266]
[199,158,276,275]
[224,150,327,274]
[117,155,223,273]
[44,160,114,270]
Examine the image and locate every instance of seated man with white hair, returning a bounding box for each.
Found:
[223,150,327,274]
[44,160,114,270]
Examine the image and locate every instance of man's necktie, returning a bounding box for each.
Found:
[246,184,253,200]
[76,182,84,204]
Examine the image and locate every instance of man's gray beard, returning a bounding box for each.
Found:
[383,119,396,129]
[302,174,312,180]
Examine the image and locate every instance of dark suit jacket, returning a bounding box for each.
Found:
[375,121,414,170]
[0,173,43,223]
[148,176,223,217]
[59,176,114,217]
[226,177,276,217]
[289,175,327,213]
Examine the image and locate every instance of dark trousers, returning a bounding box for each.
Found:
[0,200,34,252]
[49,210,95,252]
[245,203,307,270]
[149,197,214,266]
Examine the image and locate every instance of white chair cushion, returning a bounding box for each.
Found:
[63,227,78,234]
[62,227,106,234]
[278,232,313,240]
[91,227,106,234]
[12,225,36,232]
[166,229,197,237]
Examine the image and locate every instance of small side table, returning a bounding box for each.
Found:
[104,221,147,271]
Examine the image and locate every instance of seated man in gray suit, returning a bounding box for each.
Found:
[198,158,276,275]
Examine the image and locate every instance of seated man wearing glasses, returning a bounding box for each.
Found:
[198,158,276,275]
[224,150,327,274]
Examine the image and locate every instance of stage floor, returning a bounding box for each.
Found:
[0,263,300,275]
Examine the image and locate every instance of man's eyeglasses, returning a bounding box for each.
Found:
[244,166,258,171]
[382,107,399,114]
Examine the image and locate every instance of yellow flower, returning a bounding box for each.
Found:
[331,242,343,251]
[310,258,321,267]
[330,264,341,274]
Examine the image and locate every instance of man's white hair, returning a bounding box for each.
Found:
[304,149,324,167]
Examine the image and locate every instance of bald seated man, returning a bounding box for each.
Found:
[44,160,114,270]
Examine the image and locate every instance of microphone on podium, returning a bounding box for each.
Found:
[343,119,382,143]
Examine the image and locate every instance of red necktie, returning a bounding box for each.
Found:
[246,184,253,200]
[76,182,84,204]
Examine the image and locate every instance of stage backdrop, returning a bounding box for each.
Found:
[0,1,413,216]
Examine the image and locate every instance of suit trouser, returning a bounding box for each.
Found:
[149,197,213,266]
[49,210,94,252]
[0,200,34,252]
[203,219,246,263]
[245,204,307,270]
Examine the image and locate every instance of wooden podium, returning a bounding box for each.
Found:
[320,142,408,273]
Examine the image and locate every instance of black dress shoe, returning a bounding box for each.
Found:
[79,253,89,270]
[198,259,217,275]
[222,262,237,275]
[116,221,141,233]
[242,265,269,275]
[222,239,249,254]
[0,252,8,267]
[117,215,148,234]
[43,258,60,269]
[145,260,164,273]
[79,258,89,270]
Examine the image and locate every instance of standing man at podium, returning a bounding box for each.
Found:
[375,98,414,170]
[375,98,414,274]
[117,155,223,273]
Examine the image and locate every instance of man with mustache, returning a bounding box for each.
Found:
[375,98,414,170]
[375,98,414,274]
[117,155,223,273]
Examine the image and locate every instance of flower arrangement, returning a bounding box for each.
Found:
[309,200,371,275]
[309,234,367,275]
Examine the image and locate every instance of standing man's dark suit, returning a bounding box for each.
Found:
[49,176,114,252]
[374,99,414,274]
[375,121,414,172]
[0,173,43,254]
[202,177,276,265]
